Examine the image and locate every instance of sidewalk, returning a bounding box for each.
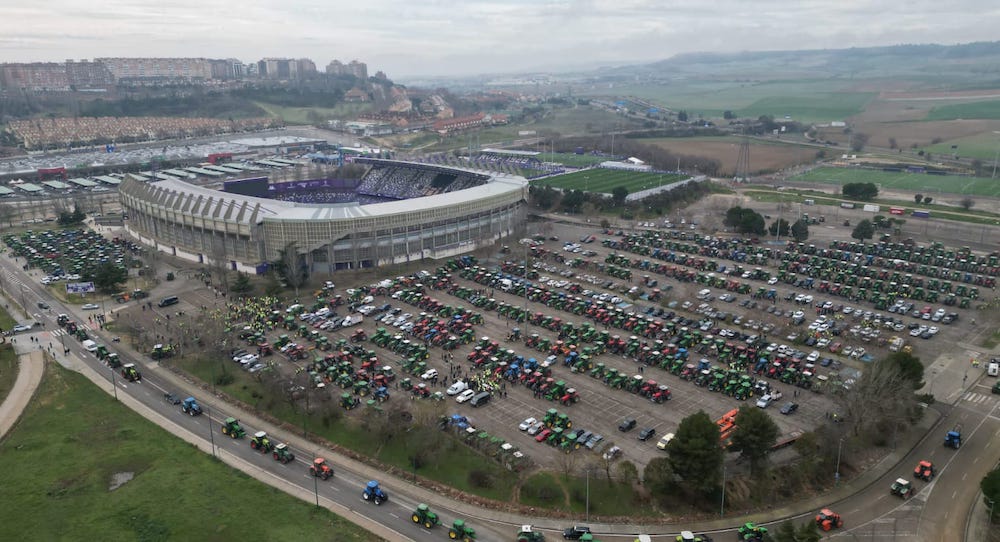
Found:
[0,349,45,439]
[966,487,993,542]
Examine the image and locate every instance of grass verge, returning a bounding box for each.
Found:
[0,363,381,542]
[172,356,516,502]
[0,345,16,404]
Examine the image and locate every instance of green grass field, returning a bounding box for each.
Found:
[738,93,876,123]
[927,100,1000,121]
[532,169,688,194]
[0,364,380,542]
[791,166,1000,197]
[923,132,1000,161]
[0,345,16,405]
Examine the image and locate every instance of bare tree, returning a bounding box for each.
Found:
[836,358,914,439]
[0,204,15,228]
[209,236,231,292]
[960,197,976,211]
[280,241,307,297]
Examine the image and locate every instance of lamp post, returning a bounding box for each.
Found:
[110,363,118,401]
[585,468,591,523]
[988,498,995,526]
[314,449,322,507]
[720,465,727,517]
[205,406,217,458]
[835,438,844,486]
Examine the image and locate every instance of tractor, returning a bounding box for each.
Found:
[737,522,767,541]
[676,531,713,542]
[815,509,843,531]
[249,431,274,453]
[272,443,295,464]
[180,397,202,416]
[411,503,439,529]
[516,525,545,542]
[120,363,141,382]
[890,478,913,498]
[448,519,476,541]
[362,480,388,504]
[915,460,935,481]
[220,417,246,438]
[341,393,360,410]
[310,457,334,480]
[945,426,962,449]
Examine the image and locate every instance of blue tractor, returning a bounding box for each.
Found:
[362,480,388,505]
[181,397,202,416]
[945,425,962,449]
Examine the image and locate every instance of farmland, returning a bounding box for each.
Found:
[922,131,1000,161]
[642,136,816,174]
[0,364,380,542]
[927,100,1000,121]
[531,168,688,194]
[791,166,1000,197]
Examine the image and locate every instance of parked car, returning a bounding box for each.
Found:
[638,427,656,441]
[619,418,637,432]
[780,402,799,415]
[446,380,468,396]
[519,417,537,431]
[81,303,100,310]
[602,446,622,460]
[455,389,476,403]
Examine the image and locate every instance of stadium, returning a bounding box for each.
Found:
[118,158,528,274]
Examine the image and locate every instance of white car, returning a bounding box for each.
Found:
[519,417,537,431]
[806,351,821,363]
[455,389,476,403]
[767,277,778,285]
[756,394,774,408]
[526,421,544,435]
[447,380,468,396]
[421,368,439,381]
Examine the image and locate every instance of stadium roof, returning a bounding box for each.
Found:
[69,178,98,187]
[255,159,288,168]
[186,167,224,177]
[224,163,261,171]
[127,173,149,181]
[163,169,195,178]
[0,186,14,195]
[16,183,43,192]
[481,148,540,157]
[42,180,70,189]
[129,160,526,225]
[95,176,121,185]
[205,165,243,174]
[229,136,325,148]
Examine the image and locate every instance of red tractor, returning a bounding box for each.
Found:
[914,460,935,481]
[310,457,334,480]
[815,509,843,531]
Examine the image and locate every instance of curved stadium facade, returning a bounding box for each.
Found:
[119,158,527,274]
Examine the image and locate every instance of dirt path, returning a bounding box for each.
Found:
[0,350,44,440]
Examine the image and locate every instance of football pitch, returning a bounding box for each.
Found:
[791,167,1000,197]
[532,169,688,194]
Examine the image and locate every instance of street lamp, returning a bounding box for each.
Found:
[204,406,217,458]
[110,362,118,401]
[835,438,844,486]
[720,465,727,517]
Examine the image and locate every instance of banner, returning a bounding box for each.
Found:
[66,282,96,294]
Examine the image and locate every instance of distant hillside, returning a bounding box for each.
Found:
[623,41,1000,87]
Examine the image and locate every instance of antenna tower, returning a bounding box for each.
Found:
[734,130,751,183]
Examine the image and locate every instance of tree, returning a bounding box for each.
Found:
[677,110,689,122]
[771,520,822,542]
[981,468,1000,522]
[842,182,878,201]
[960,197,975,211]
[57,201,86,226]
[850,132,870,152]
[230,272,253,295]
[667,411,723,495]
[888,137,898,150]
[838,356,918,438]
[914,193,923,204]
[560,189,586,213]
[725,206,766,235]
[723,110,735,120]
[923,196,933,204]
[90,262,128,294]
[768,218,791,237]
[612,186,629,205]
[884,351,924,389]
[851,219,875,243]
[277,242,306,296]
[617,460,639,486]
[790,219,809,242]
[729,406,780,475]
[642,456,674,496]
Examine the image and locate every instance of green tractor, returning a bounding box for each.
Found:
[410,503,439,529]
[221,417,246,439]
[341,392,360,410]
[737,522,768,541]
[120,363,142,382]
[516,525,545,542]
[106,353,122,369]
[448,519,476,541]
[272,443,295,464]
[250,431,274,453]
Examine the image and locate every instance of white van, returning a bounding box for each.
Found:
[697,289,712,300]
[988,361,999,377]
[82,339,98,353]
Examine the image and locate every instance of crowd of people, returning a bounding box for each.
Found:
[7,116,276,150]
[355,165,484,200]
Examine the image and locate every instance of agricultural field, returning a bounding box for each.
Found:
[0,365,380,542]
[927,100,1000,121]
[791,166,1000,197]
[642,136,816,175]
[738,93,876,123]
[922,131,1000,161]
[532,169,688,194]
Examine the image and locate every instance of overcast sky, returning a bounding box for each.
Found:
[2,0,998,79]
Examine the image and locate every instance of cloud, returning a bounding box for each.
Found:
[1,0,997,77]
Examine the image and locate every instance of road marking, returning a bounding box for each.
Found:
[389,513,399,519]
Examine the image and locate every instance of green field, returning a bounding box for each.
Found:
[791,166,1000,197]
[923,132,1000,161]
[0,364,380,542]
[532,169,688,194]
[738,93,876,123]
[927,100,1000,121]
[0,345,15,404]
